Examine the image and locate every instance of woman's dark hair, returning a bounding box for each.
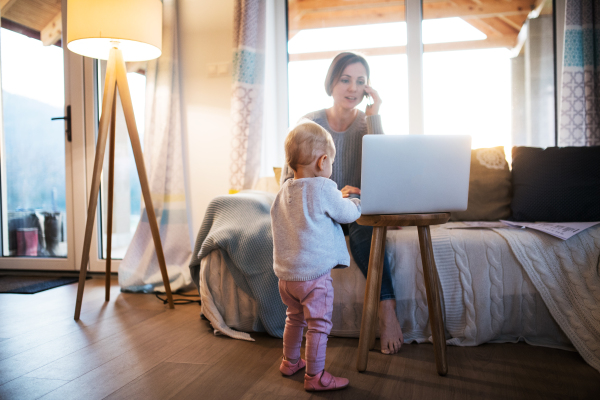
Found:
[324,52,370,96]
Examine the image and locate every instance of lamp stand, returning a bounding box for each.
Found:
[74,46,175,320]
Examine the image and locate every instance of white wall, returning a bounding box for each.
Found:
[179,0,235,235]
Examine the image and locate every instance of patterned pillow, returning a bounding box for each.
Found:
[450,146,511,221]
[511,146,600,222]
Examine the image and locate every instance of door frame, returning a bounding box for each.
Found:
[0,0,83,270]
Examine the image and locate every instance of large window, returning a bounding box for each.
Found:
[286,0,556,155]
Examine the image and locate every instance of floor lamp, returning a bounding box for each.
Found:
[67,0,174,320]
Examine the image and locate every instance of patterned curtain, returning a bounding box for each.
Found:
[230,0,267,193]
[119,0,193,292]
[559,0,600,146]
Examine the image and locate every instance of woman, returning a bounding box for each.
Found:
[281,52,403,355]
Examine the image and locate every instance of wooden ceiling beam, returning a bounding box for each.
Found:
[289,35,518,62]
[497,14,523,31]
[425,0,535,20]
[476,16,520,36]
[289,7,405,35]
[3,0,61,32]
[289,0,536,33]
[464,18,505,38]
[40,10,61,46]
[1,0,19,14]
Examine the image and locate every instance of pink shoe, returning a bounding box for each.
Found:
[280,358,306,376]
[304,370,349,392]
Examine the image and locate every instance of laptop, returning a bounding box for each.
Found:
[360,135,471,215]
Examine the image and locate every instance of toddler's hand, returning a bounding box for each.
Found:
[341,185,361,198]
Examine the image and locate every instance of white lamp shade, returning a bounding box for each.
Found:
[67,0,162,62]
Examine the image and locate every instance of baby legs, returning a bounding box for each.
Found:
[279,272,334,375]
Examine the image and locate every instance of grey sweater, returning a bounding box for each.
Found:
[281,109,384,190]
[271,177,361,281]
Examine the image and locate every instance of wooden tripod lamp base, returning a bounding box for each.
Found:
[73,46,174,320]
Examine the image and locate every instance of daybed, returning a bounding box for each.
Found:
[189,146,600,373]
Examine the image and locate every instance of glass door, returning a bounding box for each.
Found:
[0,1,80,270]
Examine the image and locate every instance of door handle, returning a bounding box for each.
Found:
[51,105,71,142]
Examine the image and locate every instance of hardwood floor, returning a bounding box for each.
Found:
[0,277,598,400]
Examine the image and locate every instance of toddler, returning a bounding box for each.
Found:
[271,121,361,392]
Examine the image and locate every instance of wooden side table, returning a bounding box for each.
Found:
[356,213,450,376]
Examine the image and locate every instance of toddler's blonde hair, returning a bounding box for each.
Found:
[285,120,335,171]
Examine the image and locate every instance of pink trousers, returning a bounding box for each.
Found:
[278,272,334,375]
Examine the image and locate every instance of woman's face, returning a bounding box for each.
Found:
[331,62,368,110]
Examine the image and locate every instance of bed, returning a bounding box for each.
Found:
[189,190,600,373]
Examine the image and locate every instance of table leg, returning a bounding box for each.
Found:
[417,225,448,376]
[357,226,387,372]
[369,227,387,351]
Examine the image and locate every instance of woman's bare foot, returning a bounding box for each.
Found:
[379,299,403,354]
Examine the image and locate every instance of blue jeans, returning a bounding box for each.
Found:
[347,222,395,301]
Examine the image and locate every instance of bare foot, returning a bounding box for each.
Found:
[379,299,403,354]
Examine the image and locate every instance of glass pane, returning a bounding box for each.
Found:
[287,1,409,135]
[0,28,67,257]
[96,60,146,259]
[422,4,556,155]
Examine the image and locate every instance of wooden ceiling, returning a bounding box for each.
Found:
[288,0,548,61]
[1,0,62,45]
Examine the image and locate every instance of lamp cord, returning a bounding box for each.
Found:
[155,291,201,306]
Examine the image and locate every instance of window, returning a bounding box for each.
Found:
[285,0,557,158]
[0,26,67,257]
[287,9,409,135]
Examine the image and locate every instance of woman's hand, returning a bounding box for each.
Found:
[341,185,361,198]
[364,84,382,116]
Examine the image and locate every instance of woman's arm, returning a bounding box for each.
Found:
[364,85,384,135]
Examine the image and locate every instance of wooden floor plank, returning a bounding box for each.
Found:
[0,277,598,400]
[37,319,208,400]
[166,328,245,366]
[168,333,285,400]
[0,279,116,338]
[0,376,69,400]
[0,308,161,385]
[104,362,210,400]
[0,289,163,361]
[25,308,197,382]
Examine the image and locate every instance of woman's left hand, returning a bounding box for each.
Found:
[364,84,382,116]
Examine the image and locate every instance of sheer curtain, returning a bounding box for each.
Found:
[229,0,267,192]
[559,0,600,146]
[119,0,193,292]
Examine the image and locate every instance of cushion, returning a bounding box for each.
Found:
[510,146,600,222]
[450,146,512,221]
[273,167,282,187]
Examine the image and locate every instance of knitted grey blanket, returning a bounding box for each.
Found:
[189,191,286,337]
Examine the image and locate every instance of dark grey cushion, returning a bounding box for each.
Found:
[510,146,600,222]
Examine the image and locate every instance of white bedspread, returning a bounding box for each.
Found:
[198,226,586,356]
[494,226,600,372]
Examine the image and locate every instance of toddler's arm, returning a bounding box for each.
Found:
[321,180,361,224]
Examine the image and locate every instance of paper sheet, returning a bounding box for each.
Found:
[499,220,600,240]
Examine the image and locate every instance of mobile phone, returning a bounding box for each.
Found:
[364,91,373,106]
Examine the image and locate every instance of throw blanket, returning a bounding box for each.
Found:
[495,227,600,373]
[189,191,286,337]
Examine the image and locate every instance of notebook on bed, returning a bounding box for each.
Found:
[360,135,471,215]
